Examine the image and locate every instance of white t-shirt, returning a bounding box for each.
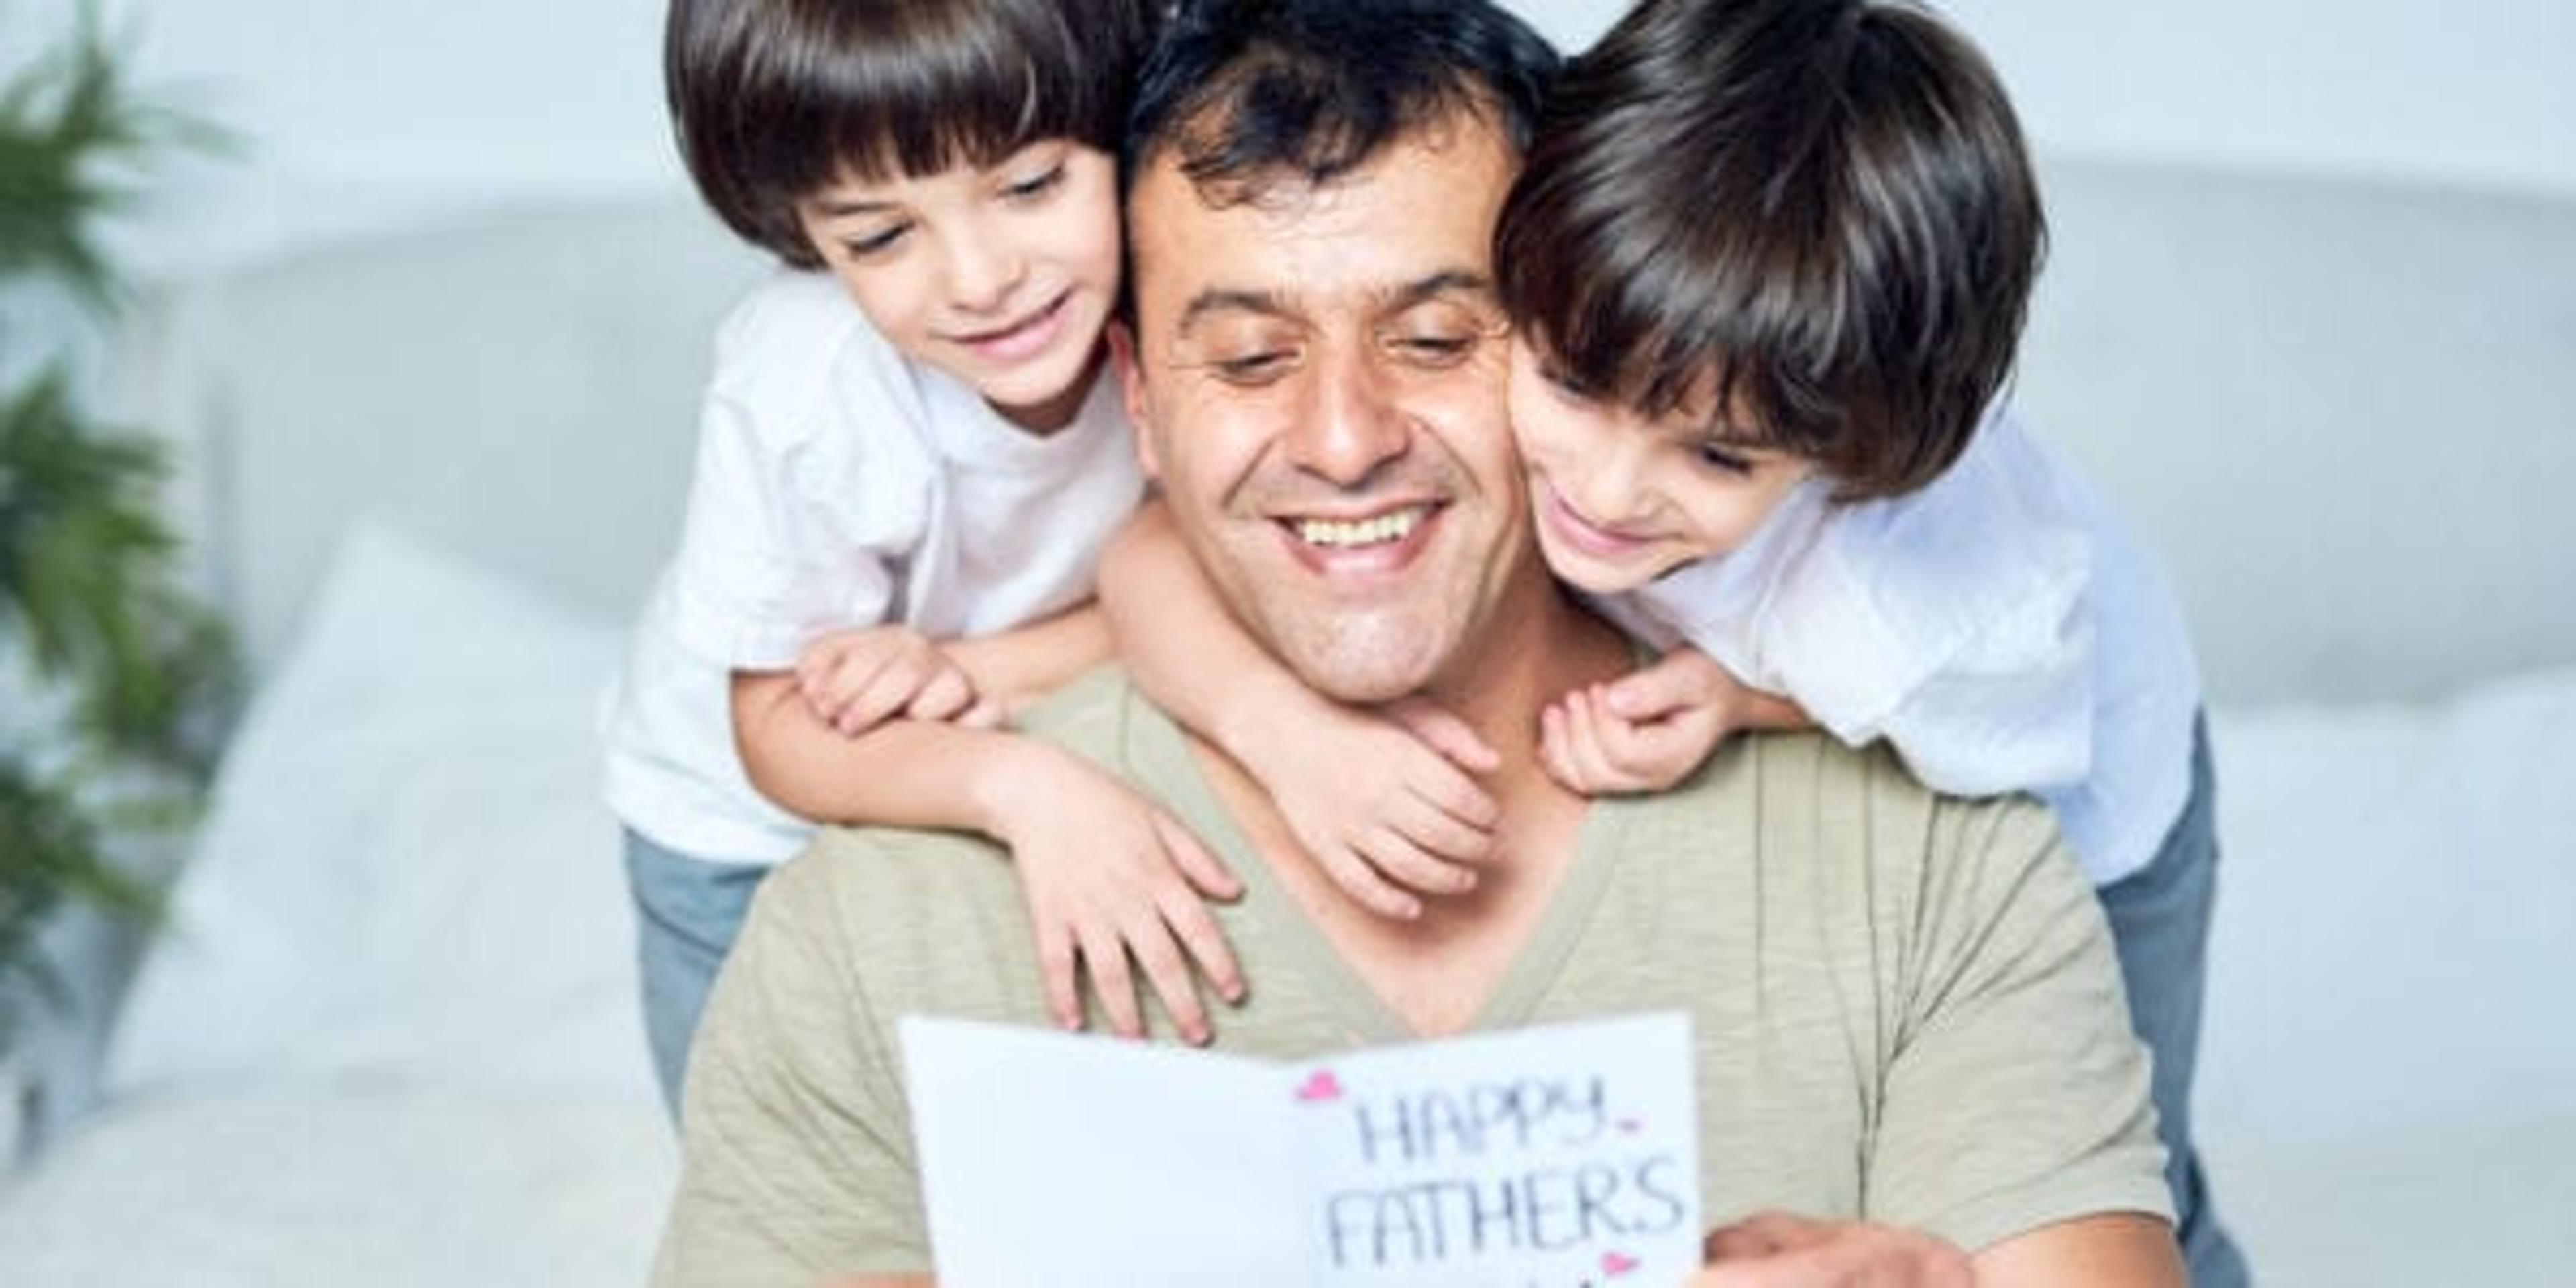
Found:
[601,272,1146,863]
[1609,410,2200,886]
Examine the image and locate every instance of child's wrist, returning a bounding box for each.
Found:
[969,735,1084,845]
[1208,669,1320,773]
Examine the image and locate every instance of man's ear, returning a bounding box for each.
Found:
[1108,320,1161,479]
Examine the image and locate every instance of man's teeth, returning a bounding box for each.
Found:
[1295,508,1424,549]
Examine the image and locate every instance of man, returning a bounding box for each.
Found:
[652,2,2182,1283]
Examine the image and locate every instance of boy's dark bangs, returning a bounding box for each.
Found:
[1503,163,1851,458]
[747,2,1123,197]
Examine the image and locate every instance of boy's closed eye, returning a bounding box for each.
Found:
[999,161,1067,202]
[1694,440,1756,476]
[839,223,911,258]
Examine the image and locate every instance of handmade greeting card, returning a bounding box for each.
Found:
[902,1011,1701,1287]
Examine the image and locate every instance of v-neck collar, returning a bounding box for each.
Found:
[1113,678,1641,1044]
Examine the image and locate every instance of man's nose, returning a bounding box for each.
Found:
[1288,342,1407,487]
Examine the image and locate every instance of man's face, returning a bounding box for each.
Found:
[1118,115,1532,704]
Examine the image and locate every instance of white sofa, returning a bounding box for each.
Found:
[0,154,2569,1285]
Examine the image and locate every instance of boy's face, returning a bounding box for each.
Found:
[1506,337,1815,594]
[796,141,1122,433]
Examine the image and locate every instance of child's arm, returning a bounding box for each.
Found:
[733,655,1245,1044]
[1538,645,1812,795]
[1097,502,1501,920]
[942,600,1113,718]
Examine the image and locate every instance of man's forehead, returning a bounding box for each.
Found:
[1124,121,1515,321]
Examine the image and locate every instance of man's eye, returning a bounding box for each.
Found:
[1211,351,1297,384]
[1387,333,1478,367]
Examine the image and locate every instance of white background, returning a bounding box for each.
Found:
[5,0,2569,278]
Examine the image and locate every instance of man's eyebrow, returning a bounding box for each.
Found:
[1387,269,1498,309]
[1175,288,1295,336]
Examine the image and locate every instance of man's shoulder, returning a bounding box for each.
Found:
[1664,727,2069,883]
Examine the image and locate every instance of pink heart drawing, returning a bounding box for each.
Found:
[1294,1069,1344,1103]
[1601,1250,1642,1276]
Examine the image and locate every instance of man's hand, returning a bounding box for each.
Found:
[1539,647,1743,794]
[796,625,1004,735]
[1690,1212,1974,1287]
[1242,694,1502,920]
[995,745,1248,1045]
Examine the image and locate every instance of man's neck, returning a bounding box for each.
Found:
[1194,582,1635,1037]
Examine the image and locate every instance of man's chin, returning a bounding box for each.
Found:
[1268,623,1452,708]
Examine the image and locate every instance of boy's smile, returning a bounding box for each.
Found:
[1507,337,1815,595]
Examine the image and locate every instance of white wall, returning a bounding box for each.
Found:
[11,0,2569,276]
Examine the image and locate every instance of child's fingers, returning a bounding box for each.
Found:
[843,651,932,733]
[1353,826,1479,898]
[1603,653,1720,720]
[1385,696,1502,773]
[1076,924,1145,1040]
[1152,813,1244,902]
[1600,712,1708,791]
[902,665,979,723]
[1156,881,1245,1006]
[812,648,892,730]
[1558,690,1644,793]
[1398,753,1503,831]
[1119,910,1211,1045]
[956,695,1008,729]
[1538,702,1593,794]
[1035,922,1083,1032]
[1588,698,1666,773]
[1387,790,1496,865]
[1313,845,1424,920]
[1542,699,1624,794]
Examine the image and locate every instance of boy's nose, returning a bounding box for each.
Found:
[1568,439,1654,529]
[943,233,1025,313]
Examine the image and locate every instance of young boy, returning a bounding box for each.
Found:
[1101,0,2245,1281]
[602,0,1242,1115]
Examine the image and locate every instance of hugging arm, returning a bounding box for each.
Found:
[1540,645,1813,794]
[1097,500,1503,919]
[733,620,1244,1044]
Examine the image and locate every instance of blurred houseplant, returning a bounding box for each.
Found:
[0,9,232,1055]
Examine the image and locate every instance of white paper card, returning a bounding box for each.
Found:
[902,1011,1700,1287]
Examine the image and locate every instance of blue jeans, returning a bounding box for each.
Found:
[2096,716,2250,1286]
[623,828,771,1121]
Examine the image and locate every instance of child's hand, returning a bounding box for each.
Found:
[998,749,1248,1045]
[1246,696,1503,921]
[795,625,1004,736]
[1540,648,1741,795]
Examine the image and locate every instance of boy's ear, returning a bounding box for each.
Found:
[1107,321,1161,479]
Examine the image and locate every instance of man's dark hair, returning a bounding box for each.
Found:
[1495,0,2045,500]
[666,0,1151,268]
[1123,0,1558,208]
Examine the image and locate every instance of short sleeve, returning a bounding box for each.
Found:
[1868,586,2094,798]
[662,391,904,671]
[651,855,929,1286]
[1864,794,2173,1252]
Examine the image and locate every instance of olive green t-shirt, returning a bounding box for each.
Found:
[653,670,2169,1285]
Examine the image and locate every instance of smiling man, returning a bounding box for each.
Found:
[651,2,2181,1285]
